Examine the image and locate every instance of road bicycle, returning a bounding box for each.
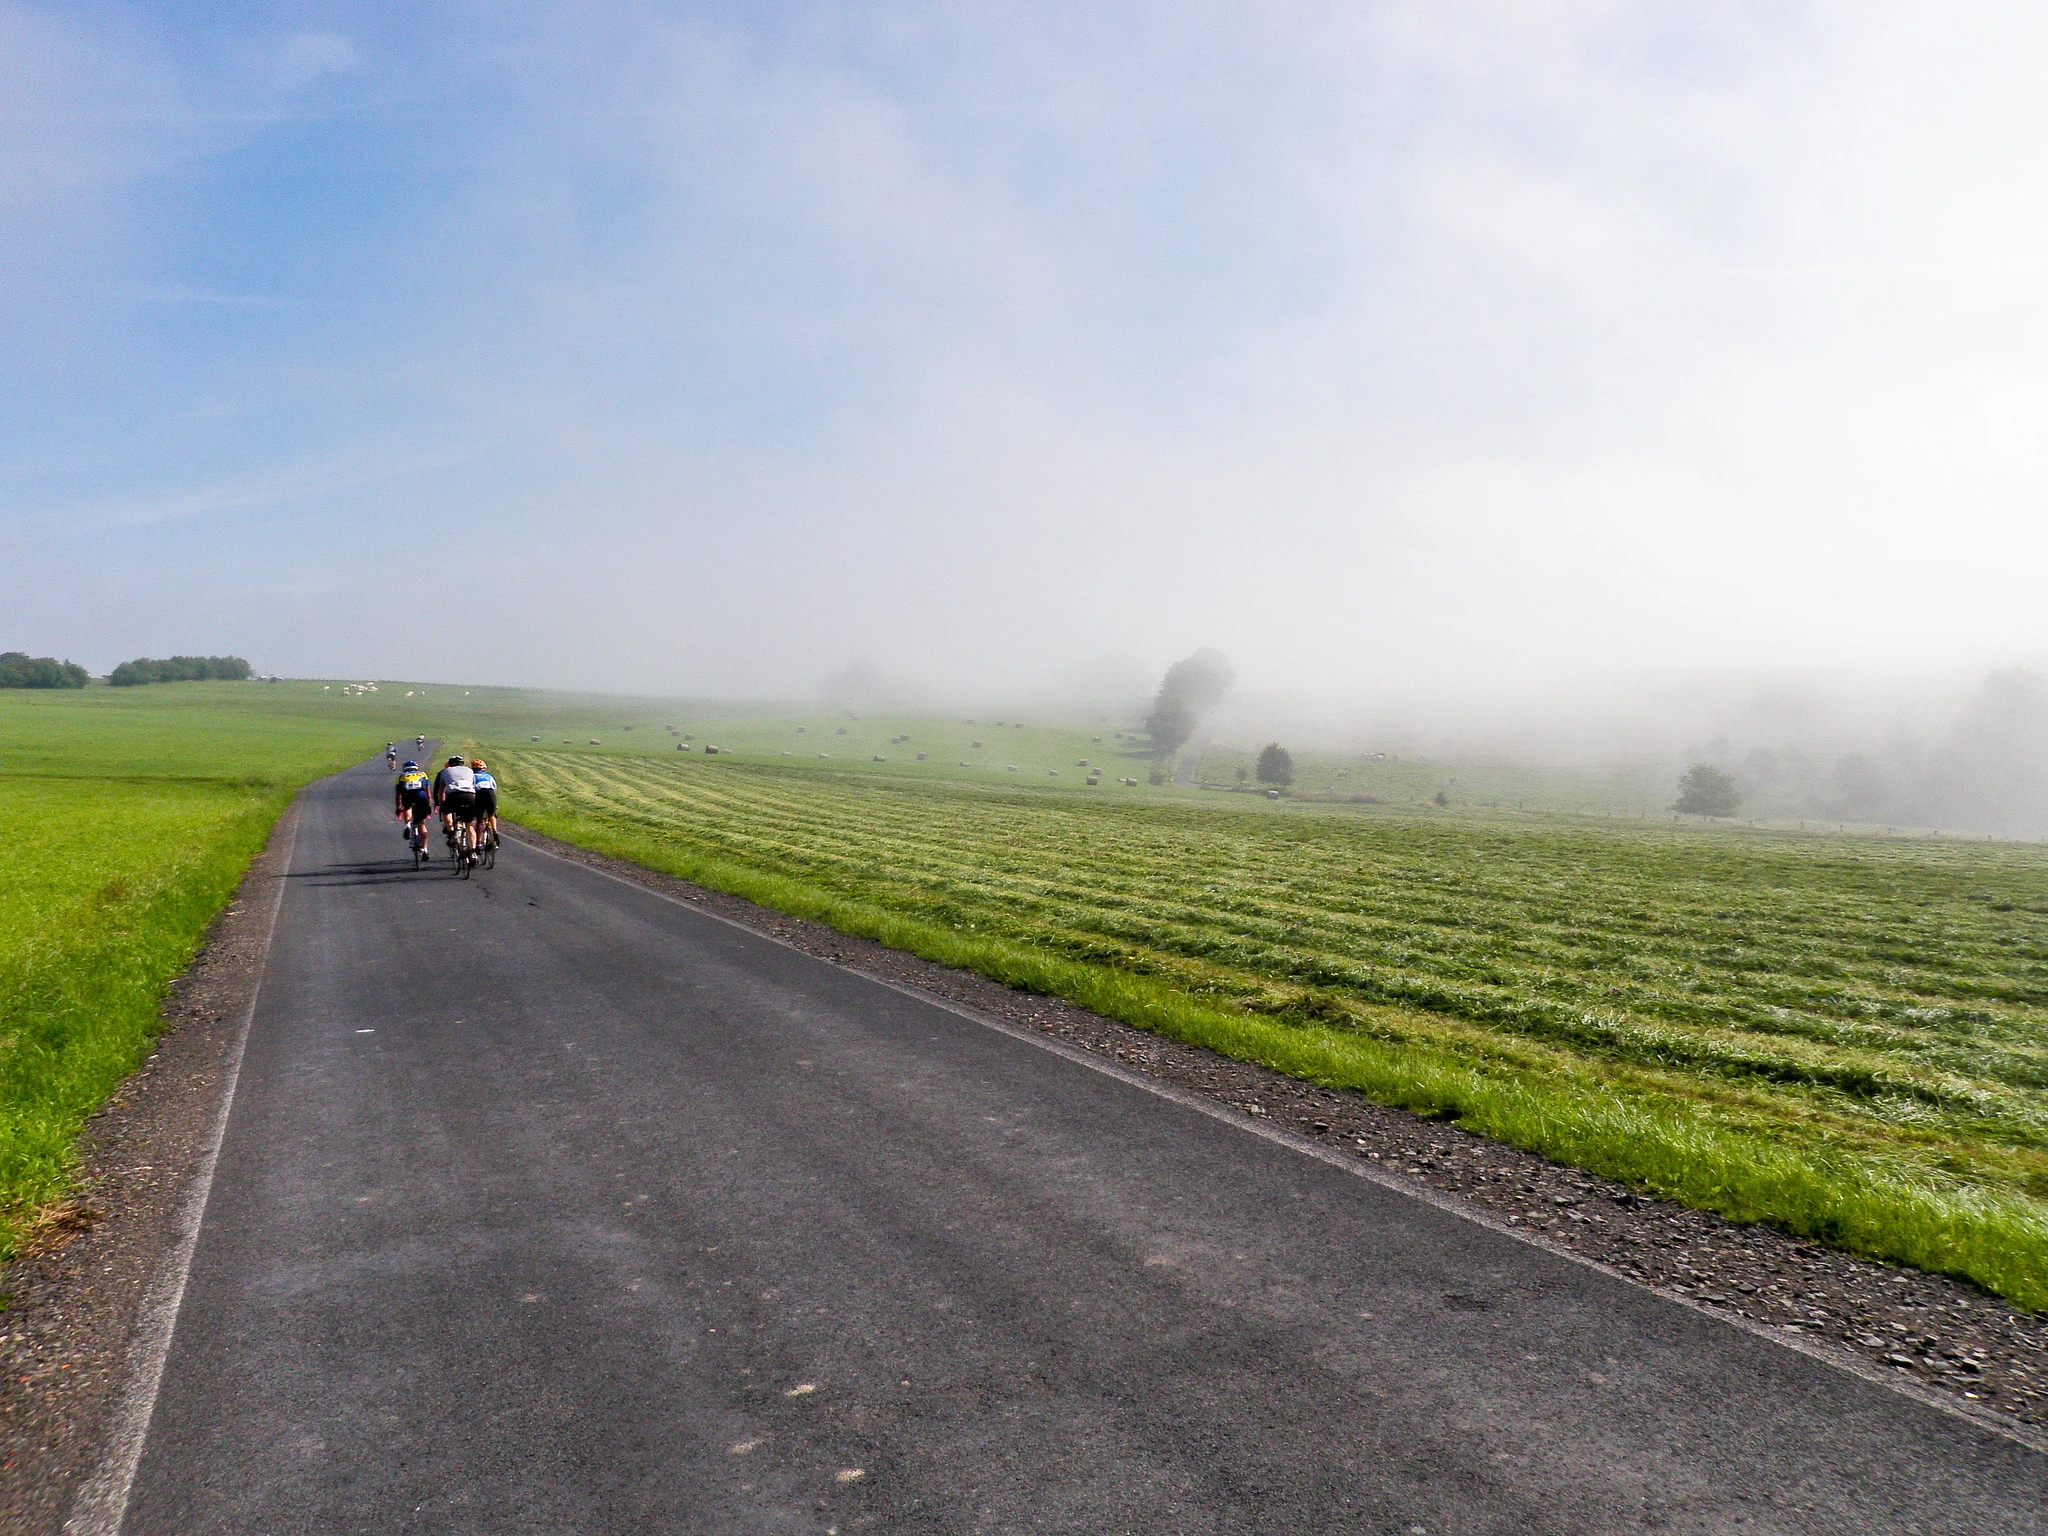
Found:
[404,814,429,870]
[445,815,484,878]
[479,824,498,870]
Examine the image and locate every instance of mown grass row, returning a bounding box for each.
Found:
[0,779,288,1254]
[523,758,2048,1104]
[497,752,2048,1309]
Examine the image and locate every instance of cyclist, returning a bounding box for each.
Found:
[433,755,478,858]
[394,759,433,856]
[385,742,398,770]
[470,759,499,850]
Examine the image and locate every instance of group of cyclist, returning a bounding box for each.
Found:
[392,747,499,865]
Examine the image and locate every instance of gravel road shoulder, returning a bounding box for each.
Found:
[0,804,299,1535]
[509,821,2048,1445]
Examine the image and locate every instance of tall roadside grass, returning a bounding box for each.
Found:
[0,780,286,1255]
[506,763,2048,1312]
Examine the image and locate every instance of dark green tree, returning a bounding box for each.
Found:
[1673,762,1741,817]
[1255,742,1294,786]
[1144,649,1234,760]
[0,652,88,688]
[107,655,251,686]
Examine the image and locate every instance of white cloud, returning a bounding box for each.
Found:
[265,32,359,93]
[5,1,2048,701]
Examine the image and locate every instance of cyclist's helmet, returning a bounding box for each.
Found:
[470,758,486,770]
[447,756,464,767]
[402,759,419,770]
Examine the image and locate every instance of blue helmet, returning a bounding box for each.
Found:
[402,760,419,770]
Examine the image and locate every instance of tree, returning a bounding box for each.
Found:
[1144,649,1234,761]
[107,655,250,686]
[1255,742,1293,787]
[1673,763,1740,817]
[0,652,87,689]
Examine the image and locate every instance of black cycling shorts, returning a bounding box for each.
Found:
[474,788,497,818]
[401,795,431,821]
[442,789,478,822]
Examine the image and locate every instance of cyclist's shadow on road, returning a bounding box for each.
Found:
[294,858,468,889]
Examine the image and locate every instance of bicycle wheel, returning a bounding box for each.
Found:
[481,839,495,869]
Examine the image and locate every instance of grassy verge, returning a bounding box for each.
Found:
[0,779,287,1251]
[503,756,2048,1311]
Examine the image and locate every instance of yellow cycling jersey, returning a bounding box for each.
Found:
[397,769,431,795]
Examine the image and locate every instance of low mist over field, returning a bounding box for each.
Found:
[1204,662,2048,838]
[4,4,2045,809]
[857,654,2048,837]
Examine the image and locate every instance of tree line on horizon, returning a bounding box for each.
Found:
[0,651,253,689]
[0,652,89,689]
[107,655,252,687]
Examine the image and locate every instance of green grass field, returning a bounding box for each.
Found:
[495,749,2048,1309]
[0,778,287,1238]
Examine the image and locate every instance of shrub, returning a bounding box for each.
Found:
[1674,762,1741,817]
[1256,742,1294,786]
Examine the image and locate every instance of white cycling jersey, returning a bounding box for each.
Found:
[439,764,477,794]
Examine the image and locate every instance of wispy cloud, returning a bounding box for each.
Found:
[36,439,485,533]
[108,285,290,306]
[264,32,359,93]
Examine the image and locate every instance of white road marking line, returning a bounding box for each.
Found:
[507,828,2048,1457]
[65,802,303,1536]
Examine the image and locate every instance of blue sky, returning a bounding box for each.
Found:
[5,2,2047,707]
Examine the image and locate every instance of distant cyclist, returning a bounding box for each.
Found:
[385,742,398,770]
[433,755,478,857]
[470,759,499,850]
[394,759,433,856]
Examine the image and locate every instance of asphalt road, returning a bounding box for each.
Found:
[114,759,2045,1534]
